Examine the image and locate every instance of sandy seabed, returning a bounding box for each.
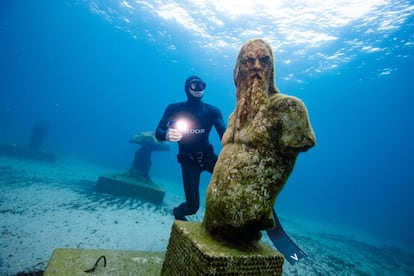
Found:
[0,156,413,275]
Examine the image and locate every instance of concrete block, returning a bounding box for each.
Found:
[44,248,164,276]
[96,174,164,205]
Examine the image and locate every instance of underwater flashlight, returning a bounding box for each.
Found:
[175,119,189,133]
[167,118,190,134]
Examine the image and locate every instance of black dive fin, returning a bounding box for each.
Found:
[265,208,307,265]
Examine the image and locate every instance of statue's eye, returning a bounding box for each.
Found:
[260,56,270,65]
[247,57,256,64]
[242,56,270,66]
[242,57,256,65]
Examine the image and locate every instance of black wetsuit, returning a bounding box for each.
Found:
[155,92,226,220]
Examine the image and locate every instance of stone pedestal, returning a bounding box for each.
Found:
[161,221,284,275]
[0,144,56,162]
[96,174,164,205]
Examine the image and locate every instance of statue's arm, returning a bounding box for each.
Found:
[270,95,316,156]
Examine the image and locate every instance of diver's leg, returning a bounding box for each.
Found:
[203,152,218,173]
[173,163,201,220]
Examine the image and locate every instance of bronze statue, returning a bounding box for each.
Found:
[203,39,316,244]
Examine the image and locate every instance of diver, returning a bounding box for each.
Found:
[155,76,226,221]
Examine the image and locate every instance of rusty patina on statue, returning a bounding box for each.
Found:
[203,39,316,244]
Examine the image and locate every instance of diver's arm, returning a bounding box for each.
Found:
[155,106,173,141]
[155,128,167,141]
[214,109,226,140]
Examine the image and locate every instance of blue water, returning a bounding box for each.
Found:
[1,0,414,252]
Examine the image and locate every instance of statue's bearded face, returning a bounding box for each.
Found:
[237,41,273,89]
[233,40,274,131]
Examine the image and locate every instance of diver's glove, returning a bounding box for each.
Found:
[166,128,182,142]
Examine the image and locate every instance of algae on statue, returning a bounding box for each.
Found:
[203,39,316,244]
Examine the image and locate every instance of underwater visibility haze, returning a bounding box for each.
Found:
[1,0,414,272]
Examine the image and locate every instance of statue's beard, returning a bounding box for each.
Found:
[235,77,269,131]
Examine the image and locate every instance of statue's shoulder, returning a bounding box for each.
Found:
[268,93,306,112]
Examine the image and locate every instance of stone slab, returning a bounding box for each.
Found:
[43,248,164,276]
[96,174,164,205]
[0,144,56,162]
[161,221,284,275]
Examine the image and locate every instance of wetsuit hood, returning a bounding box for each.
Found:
[185,75,204,103]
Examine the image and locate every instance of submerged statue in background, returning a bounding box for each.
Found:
[29,120,49,149]
[95,131,168,205]
[0,120,56,162]
[203,39,316,244]
[128,131,170,181]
